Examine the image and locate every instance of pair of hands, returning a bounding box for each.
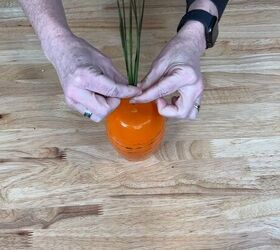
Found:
[47,22,205,122]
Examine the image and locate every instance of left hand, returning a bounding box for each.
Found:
[130,21,206,120]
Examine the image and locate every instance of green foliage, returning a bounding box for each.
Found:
[117,0,145,86]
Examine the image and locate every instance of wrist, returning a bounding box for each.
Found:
[178,21,206,54]
[177,0,219,52]
[41,29,75,63]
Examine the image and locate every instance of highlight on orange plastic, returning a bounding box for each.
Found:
[106,99,166,161]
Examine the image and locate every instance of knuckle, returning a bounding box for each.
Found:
[151,60,159,69]
[151,61,163,74]
[86,65,102,75]
[155,57,166,67]
[73,66,101,89]
[154,65,164,76]
[158,86,170,98]
[183,65,198,83]
[64,85,77,100]
[71,67,87,88]
[73,67,84,80]
[74,75,85,88]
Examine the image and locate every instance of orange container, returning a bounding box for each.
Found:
[106,99,166,161]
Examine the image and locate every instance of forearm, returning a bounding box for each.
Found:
[19,0,73,57]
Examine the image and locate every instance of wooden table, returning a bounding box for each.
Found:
[0,0,280,249]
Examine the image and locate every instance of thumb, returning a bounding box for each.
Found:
[139,62,165,90]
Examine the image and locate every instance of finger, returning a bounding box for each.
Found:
[188,96,202,120]
[95,93,110,108]
[95,93,121,113]
[157,84,202,119]
[156,97,180,118]
[69,87,110,118]
[177,84,202,119]
[152,95,179,111]
[138,62,165,90]
[66,98,103,123]
[95,94,121,115]
[85,74,141,98]
[131,74,183,103]
[106,97,121,111]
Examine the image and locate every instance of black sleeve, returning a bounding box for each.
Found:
[186,0,229,20]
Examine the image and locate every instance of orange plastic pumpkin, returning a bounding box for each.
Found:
[106,99,165,161]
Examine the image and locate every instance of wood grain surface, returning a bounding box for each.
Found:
[0,0,280,249]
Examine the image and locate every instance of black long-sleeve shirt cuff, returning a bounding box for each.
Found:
[186,0,229,20]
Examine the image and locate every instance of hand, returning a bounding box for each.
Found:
[43,34,141,122]
[130,22,206,120]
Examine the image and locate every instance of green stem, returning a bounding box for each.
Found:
[117,0,145,86]
[117,1,129,77]
[129,1,133,85]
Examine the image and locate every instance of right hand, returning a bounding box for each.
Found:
[43,34,141,122]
